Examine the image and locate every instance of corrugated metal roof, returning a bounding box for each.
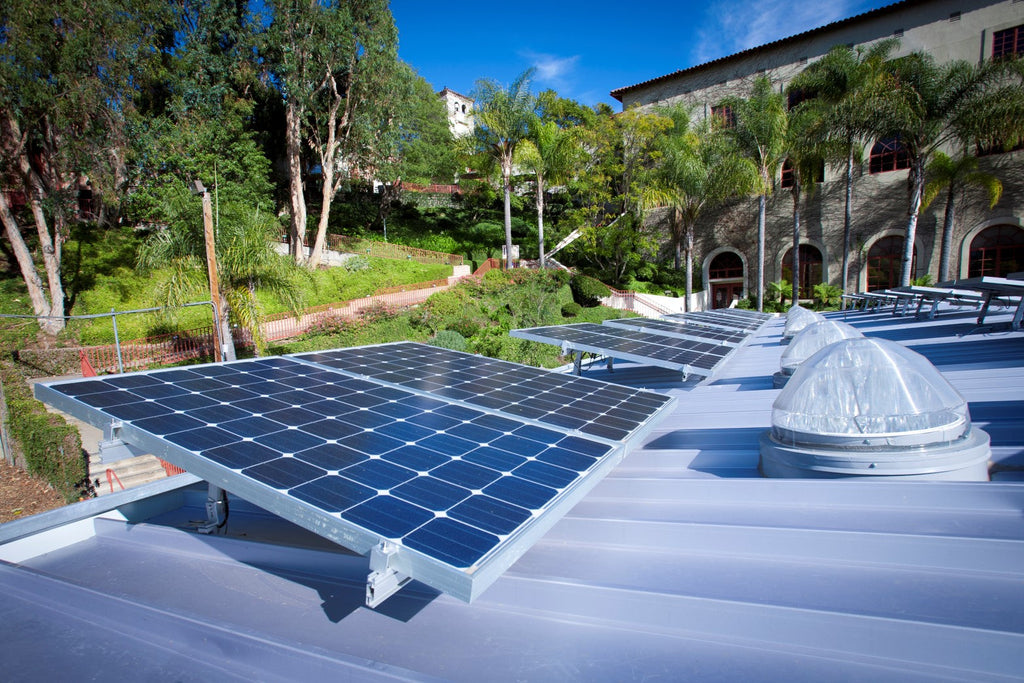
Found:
[2,303,1023,681]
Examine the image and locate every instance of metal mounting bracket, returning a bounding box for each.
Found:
[197,484,228,534]
[366,541,411,608]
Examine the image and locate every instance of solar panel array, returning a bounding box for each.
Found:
[510,322,734,377]
[36,345,675,604]
[602,317,748,347]
[293,343,670,442]
[665,311,766,332]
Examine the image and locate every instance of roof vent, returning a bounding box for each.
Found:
[773,320,863,387]
[760,338,990,480]
[781,305,823,343]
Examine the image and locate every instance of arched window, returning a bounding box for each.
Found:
[869,137,910,174]
[968,225,1024,277]
[782,245,823,299]
[709,251,743,279]
[780,159,825,189]
[867,236,915,290]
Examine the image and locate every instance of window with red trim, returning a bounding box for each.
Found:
[780,159,825,189]
[869,137,910,173]
[993,25,1024,59]
[711,105,735,129]
[968,225,1024,277]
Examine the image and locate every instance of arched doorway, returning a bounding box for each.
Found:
[867,236,916,291]
[782,245,823,299]
[708,251,744,309]
[968,225,1024,277]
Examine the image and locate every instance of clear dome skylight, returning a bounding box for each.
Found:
[772,338,968,447]
[760,337,990,480]
[779,320,864,375]
[783,305,824,340]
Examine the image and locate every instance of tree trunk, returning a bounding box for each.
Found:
[307,152,335,270]
[841,146,854,300]
[217,296,236,362]
[0,191,60,333]
[536,171,546,268]
[757,192,766,312]
[792,181,801,304]
[684,225,694,313]
[503,158,514,269]
[938,184,956,282]
[286,101,307,264]
[901,159,925,287]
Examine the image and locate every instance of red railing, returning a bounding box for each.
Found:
[402,182,460,195]
[81,326,217,374]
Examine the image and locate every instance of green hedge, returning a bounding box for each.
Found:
[570,274,610,307]
[1,363,87,503]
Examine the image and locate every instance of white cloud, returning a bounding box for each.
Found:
[519,50,581,91]
[691,0,864,66]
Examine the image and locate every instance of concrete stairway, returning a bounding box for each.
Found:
[89,453,168,497]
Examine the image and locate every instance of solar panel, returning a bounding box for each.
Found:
[292,343,673,443]
[36,349,675,606]
[602,317,749,347]
[664,311,766,332]
[509,322,734,378]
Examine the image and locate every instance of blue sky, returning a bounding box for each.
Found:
[390,0,895,109]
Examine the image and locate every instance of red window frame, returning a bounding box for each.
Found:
[993,25,1024,59]
[869,137,910,174]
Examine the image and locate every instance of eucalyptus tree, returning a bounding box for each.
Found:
[787,39,899,295]
[642,107,758,308]
[137,192,304,359]
[853,52,1024,286]
[0,0,165,335]
[567,105,672,284]
[472,69,537,269]
[515,119,584,267]
[257,0,401,268]
[721,76,788,311]
[921,151,1003,281]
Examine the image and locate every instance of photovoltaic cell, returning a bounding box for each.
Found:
[509,323,734,377]
[294,343,673,442]
[663,311,768,333]
[601,317,749,347]
[35,346,674,604]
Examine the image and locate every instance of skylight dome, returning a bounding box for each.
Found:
[779,320,863,377]
[760,337,990,480]
[782,305,823,341]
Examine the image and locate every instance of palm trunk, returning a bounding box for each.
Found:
[841,146,854,299]
[503,158,513,269]
[938,185,956,282]
[901,158,925,287]
[757,192,766,312]
[536,171,546,268]
[684,225,694,313]
[792,181,801,304]
[286,101,307,264]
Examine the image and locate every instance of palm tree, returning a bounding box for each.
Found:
[515,119,583,268]
[921,150,1002,281]
[643,108,758,309]
[138,193,304,359]
[472,69,536,269]
[722,76,788,311]
[853,52,1024,286]
[782,105,828,303]
[787,39,899,297]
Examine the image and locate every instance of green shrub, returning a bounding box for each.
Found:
[1,363,87,503]
[430,329,467,352]
[561,302,582,317]
[813,283,843,310]
[570,274,610,307]
[343,255,370,272]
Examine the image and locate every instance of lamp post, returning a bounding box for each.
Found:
[192,180,224,362]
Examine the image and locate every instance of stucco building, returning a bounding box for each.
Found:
[438,87,475,138]
[612,0,1024,307]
